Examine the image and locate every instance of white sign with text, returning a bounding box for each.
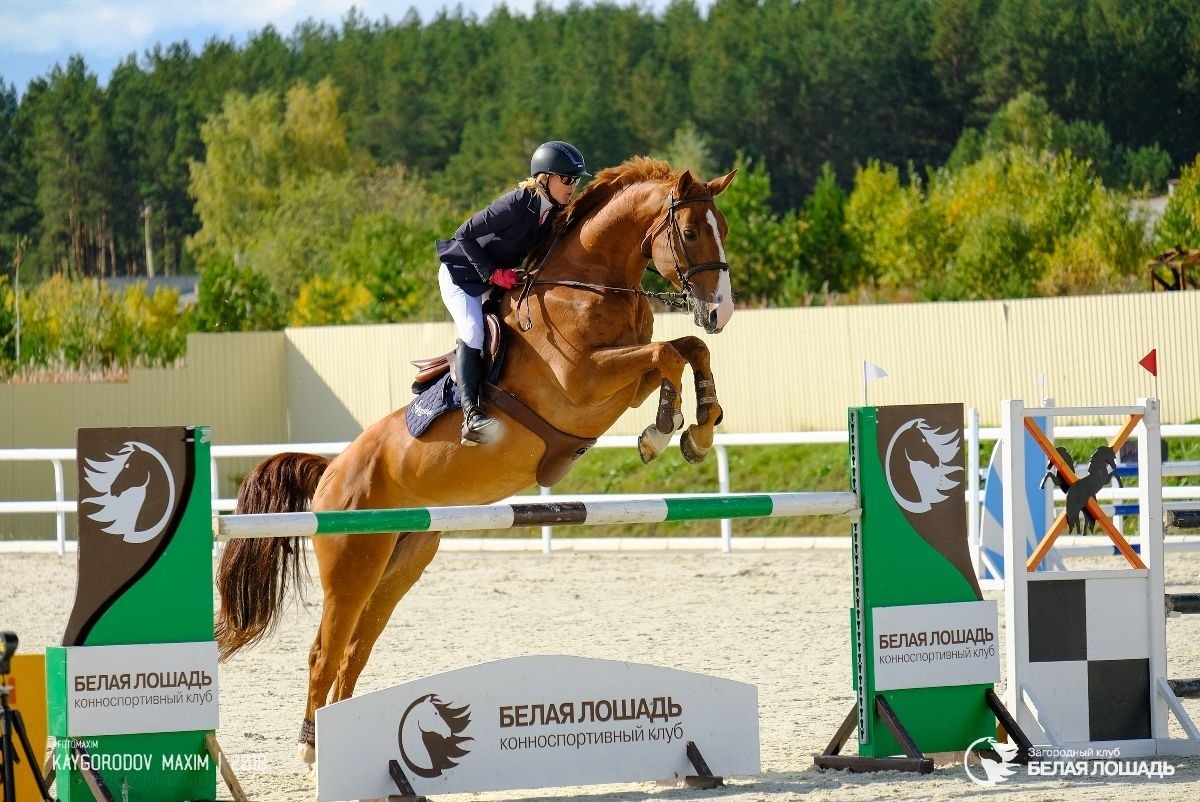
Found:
[872,600,1000,691]
[316,655,759,801]
[63,641,219,736]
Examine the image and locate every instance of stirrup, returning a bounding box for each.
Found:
[461,408,496,445]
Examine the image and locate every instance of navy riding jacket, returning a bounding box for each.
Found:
[435,187,559,297]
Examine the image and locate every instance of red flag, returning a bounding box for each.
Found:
[1139,349,1158,377]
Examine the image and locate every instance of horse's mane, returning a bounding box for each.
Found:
[560,156,679,230]
[522,156,680,269]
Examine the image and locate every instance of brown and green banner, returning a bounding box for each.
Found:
[851,404,997,757]
[47,426,216,802]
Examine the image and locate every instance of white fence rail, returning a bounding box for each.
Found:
[5,415,1200,556]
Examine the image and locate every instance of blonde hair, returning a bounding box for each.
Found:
[519,175,552,199]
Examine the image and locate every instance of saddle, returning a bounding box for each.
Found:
[410,314,503,392]
[408,315,596,487]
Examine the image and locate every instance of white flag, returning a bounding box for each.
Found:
[863,361,888,383]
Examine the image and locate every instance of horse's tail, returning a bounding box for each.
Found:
[214,452,329,662]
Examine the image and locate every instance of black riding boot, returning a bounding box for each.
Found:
[456,340,496,445]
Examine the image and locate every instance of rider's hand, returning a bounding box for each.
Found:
[489,268,519,289]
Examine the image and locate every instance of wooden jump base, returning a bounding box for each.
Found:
[214,491,860,540]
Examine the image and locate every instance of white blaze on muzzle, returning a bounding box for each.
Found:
[706,209,734,330]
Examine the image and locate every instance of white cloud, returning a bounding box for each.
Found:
[0,1,436,59]
[0,0,622,89]
[0,1,427,88]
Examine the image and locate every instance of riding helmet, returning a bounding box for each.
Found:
[530,141,590,178]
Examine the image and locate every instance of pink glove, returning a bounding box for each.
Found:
[490,268,519,289]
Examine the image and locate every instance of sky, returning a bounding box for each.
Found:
[0,0,657,94]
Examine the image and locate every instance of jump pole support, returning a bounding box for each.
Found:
[813,403,1030,774]
[1003,397,1200,757]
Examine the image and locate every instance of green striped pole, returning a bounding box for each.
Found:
[215,491,859,540]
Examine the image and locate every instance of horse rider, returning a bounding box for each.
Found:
[435,140,589,445]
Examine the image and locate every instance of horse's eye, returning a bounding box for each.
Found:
[683,229,697,242]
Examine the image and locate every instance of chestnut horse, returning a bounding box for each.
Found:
[214,157,737,763]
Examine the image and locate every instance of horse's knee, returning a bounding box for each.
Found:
[388,531,441,587]
[404,531,440,568]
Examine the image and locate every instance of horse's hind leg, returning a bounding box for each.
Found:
[298,533,398,765]
[329,532,441,703]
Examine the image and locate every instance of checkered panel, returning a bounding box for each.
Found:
[1025,576,1152,742]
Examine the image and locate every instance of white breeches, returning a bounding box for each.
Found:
[438,264,485,349]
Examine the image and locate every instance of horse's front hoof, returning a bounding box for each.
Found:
[639,424,670,464]
[680,429,709,464]
[298,740,315,766]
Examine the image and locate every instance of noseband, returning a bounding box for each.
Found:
[640,191,730,298]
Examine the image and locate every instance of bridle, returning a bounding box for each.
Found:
[516,189,728,331]
[639,190,729,298]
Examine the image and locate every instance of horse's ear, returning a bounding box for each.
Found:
[707,168,737,197]
[675,169,695,196]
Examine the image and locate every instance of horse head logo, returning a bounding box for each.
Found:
[1065,445,1121,534]
[884,418,962,513]
[80,441,176,544]
[398,693,472,779]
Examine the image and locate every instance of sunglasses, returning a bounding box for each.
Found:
[557,174,580,186]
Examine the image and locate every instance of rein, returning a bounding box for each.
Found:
[515,189,726,332]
